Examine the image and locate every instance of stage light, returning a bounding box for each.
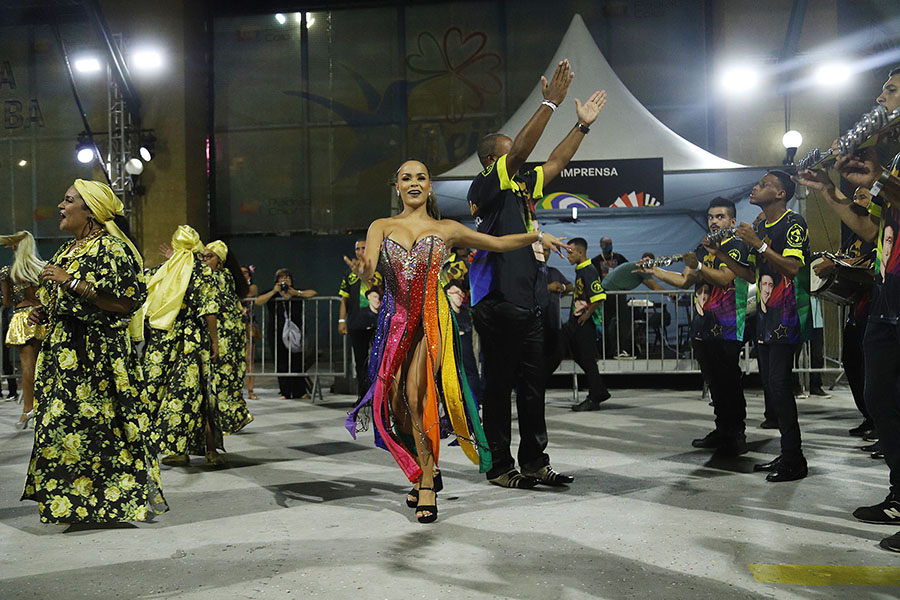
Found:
[782,130,803,149]
[139,132,157,162]
[306,13,315,27]
[815,62,851,87]
[131,50,163,71]
[74,57,101,73]
[18,159,27,167]
[77,147,94,163]
[719,65,760,95]
[275,13,286,25]
[125,158,144,175]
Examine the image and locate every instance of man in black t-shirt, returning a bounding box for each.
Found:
[642,198,751,455]
[468,59,607,488]
[591,236,628,279]
[796,67,900,550]
[715,171,811,483]
[338,238,384,400]
[545,238,609,411]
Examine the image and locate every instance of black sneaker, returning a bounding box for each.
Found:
[808,387,831,398]
[692,430,724,449]
[852,496,900,524]
[880,531,900,553]
[849,420,873,437]
[863,431,880,442]
[717,434,749,456]
[572,398,602,412]
[759,419,779,430]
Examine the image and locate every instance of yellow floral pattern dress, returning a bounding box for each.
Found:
[210,269,252,434]
[144,259,220,456]
[22,234,168,523]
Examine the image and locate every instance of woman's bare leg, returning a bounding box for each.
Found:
[18,339,39,420]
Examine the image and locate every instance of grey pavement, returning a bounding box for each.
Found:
[1,382,898,599]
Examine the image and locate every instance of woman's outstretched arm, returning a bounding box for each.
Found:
[444,219,571,256]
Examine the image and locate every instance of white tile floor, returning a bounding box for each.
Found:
[1,382,898,599]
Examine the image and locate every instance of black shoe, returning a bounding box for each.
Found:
[572,398,602,412]
[872,450,886,460]
[716,435,749,457]
[522,465,575,486]
[861,442,881,453]
[808,387,831,397]
[415,487,437,524]
[849,420,873,437]
[853,496,900,524]
[692,430,724,449]
[488,469,538,489]
[753,456,783,472]
[880,531,900,552]
[766,460,808,482]
[864,431,880,442]
[759,419,779,430]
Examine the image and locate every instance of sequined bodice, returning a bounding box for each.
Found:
[380,235,447,294]
[0,265,36,306]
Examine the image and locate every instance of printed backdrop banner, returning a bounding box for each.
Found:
[529,157,663,209]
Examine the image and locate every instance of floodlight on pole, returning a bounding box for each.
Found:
[719,65,761,95]
[76,132,95,164]
[124,157,144,175]
[74,57,102,73]
[782,130,803,165]
[130,49,163,71]
[275,13,286,25]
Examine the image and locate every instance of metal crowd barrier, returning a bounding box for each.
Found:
[552,289,845,384]
[0,298,349,402]
[242,296,348,400]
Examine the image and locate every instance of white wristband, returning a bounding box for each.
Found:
[537,230,545,244]
[757,242,768,254]
[541,100,558,111]
[338,319,345,323]
[695,262,703,272]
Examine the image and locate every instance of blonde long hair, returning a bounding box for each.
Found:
[0,231,46,286]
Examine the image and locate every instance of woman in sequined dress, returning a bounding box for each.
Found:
[346,160,568,523]
[0,231,46,429]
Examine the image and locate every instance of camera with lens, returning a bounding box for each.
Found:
[280,282,289,291]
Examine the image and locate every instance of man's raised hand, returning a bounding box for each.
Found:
[542,59,573,107]
[575,90,607,126]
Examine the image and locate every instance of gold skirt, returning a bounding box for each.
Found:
[6,308,47,346]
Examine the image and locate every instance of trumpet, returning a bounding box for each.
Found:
[637,227,736,269]
[798,104,900,170]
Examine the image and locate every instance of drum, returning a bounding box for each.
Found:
[810,256,869,306]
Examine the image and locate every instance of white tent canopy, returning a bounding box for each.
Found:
[440,14,742,178]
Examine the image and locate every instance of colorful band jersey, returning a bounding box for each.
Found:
[346,235,491,482]
[694,236,750,341]
[750,210,812,344]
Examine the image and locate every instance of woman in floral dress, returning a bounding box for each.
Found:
[201,240,253,434]
[144,225,223,466]
[22,179,167,524]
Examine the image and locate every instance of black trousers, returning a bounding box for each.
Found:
[473,298,549,478]
[349,328,374,400]
[546,318,608,401]
[693,339,746,436]
[603,295,634,357]
[757,343,803,459]
[276,343,308,398]
[863,323,900,495]
[843,317,869,421]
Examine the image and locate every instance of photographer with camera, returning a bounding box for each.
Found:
[255,268,317,399]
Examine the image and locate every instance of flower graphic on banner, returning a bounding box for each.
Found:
[407,28,502,122]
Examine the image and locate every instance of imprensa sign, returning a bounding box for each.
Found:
[528,157,664,209]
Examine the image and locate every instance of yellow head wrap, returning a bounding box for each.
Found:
[207,240,228,263]
[144,225,205,331]
[72,179,145,341]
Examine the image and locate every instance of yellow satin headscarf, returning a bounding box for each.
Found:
[72,179,145,341]
[144,225,205,331]
[207,240,228,263]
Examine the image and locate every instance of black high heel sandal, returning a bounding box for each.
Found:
[406,471,443,508]
[416,486,438,524]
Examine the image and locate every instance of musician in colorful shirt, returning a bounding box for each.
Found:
[714,172,811,483]
[794,67,900,553]
[545,238,610,412]
[809,186,876,437]
[641,198,750,455]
